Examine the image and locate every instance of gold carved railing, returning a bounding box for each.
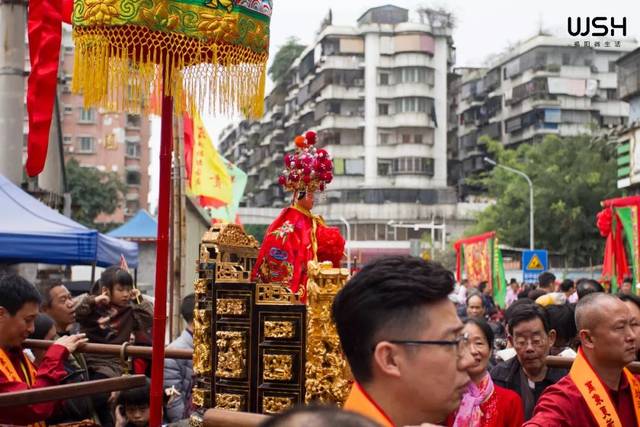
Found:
[304,260,352,406]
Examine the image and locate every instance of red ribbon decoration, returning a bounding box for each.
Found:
[25,0,72,177]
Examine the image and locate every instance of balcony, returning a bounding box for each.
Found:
[317,84,363,101]
[377,83,435,99]
[376,112,435,129]
[317,114,364,130]
[317,55,364,71]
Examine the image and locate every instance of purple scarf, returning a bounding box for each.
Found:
[453,373,495,427]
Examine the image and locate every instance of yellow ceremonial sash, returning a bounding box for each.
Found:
[0,348,47,427]
[569,347,640,427]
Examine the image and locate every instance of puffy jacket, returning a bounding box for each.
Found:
[163,329,194,422]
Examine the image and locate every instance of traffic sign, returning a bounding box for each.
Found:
[522,250,548,283]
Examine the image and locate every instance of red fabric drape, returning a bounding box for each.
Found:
[25,0,64,176]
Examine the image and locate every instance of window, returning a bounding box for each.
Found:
[77,137,95,153]
[126,141,140,158]
[328,101,341,114]
[378,103,389,116]
[414,134,423,144]
[606,88,617,100]
[379,132,391,145]
[379,73,390,85]
[126,171,141,186]
[126,114,141,128]
[393,157,434,175]
[562,53,571,66]
[609,61,617,73]
[402,134,411,143]
[79,108,95,123]
[377,159,392,176]
[63,136,72,145]
[345,158,364,175]
[394,97,431,113]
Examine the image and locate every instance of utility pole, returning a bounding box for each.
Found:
[0,0,27,185]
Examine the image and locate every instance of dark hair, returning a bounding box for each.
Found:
[545,304,576,345]
[0,273,42,315]
[181,293,195,324]
[510,278,518,284]
[117,378,150,408]
[259,405,380,427]
[477,282,488,293]
[623,276,633,285]
[37,279,64,308]
[559,279,574,293]
[29,313,55,340]
[99,266,133,293]
[576,278,604,299]
[505,302,550,335]
[527,289,547,301]
[618,293,640,310]
[538,272,556,289]
[332,256,454,384]
[464,317,494,348]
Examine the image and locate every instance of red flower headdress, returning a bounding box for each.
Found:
[278,131,334,193]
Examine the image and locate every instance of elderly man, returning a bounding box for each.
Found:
[525,293,640,426]
[490,302,567,420]
[332,256,473,426]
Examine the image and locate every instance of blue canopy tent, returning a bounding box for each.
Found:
[0,174,138,268]
[108,210,157,241]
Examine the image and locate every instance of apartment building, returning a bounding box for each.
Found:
[454,34,635,192]
[220,5,483,262]
[615,47,640,190]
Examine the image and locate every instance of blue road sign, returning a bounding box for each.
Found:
[522,250,548,283]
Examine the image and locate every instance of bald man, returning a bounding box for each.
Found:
[525,293,640,426]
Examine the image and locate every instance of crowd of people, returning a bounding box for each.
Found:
[332,258,640,426]
[0,267,195,426]
[1,257,639,426]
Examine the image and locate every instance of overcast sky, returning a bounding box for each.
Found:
[149,0,638,210]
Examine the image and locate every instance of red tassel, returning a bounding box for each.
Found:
[25,0,63,176]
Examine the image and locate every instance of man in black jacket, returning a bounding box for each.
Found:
[38,279,100,425]
[490,302,567,420]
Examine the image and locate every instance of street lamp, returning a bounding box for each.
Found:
[483,157,534,250]
[338,216,351,271]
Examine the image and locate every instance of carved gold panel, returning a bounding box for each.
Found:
[305,260,352,405]
[215,393,245,411]
[262,396,295,414]
[215,331,247,379]
[193,278,208,295]
[256,283,301,305]
[191,387,210,408]
[216,298,246,316]
[262,354,293,382]
[193,309,211,375]
[264,320,295,339]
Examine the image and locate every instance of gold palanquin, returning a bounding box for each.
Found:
[190,224,351,425]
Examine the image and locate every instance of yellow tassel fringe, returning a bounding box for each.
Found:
[72,26,267,119]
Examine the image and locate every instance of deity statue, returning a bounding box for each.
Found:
[252,131,345,302]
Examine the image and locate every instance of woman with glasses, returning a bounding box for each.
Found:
[447,318,524,427]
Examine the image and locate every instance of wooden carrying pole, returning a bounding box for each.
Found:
[149,74,174,427]
[0,375,146,408]
[24,339,192,360]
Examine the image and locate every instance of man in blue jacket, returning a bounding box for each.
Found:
[164,293,195,422]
